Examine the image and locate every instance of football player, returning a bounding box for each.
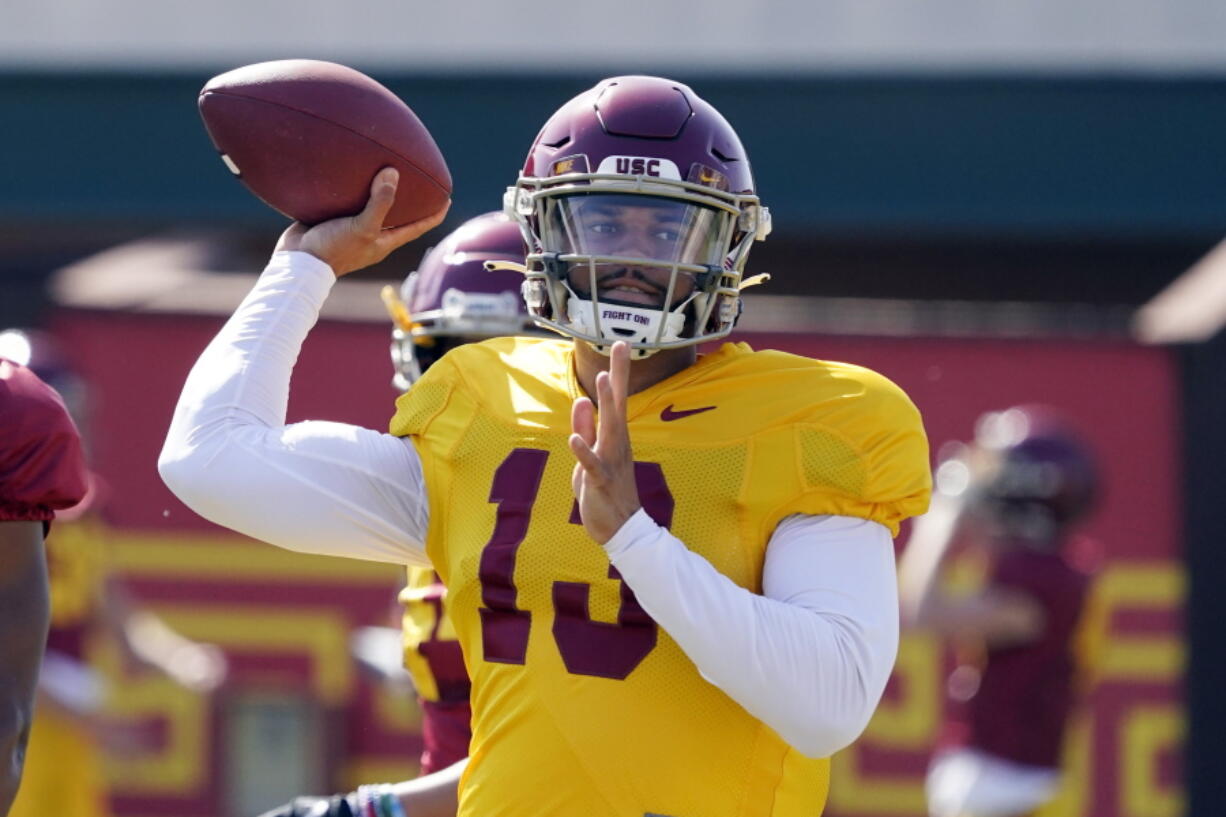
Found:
[1,329,226,817]
[898,405,1099,817]
[161,76,932,816]
[0,354,88,815]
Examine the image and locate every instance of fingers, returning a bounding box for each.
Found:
[594,370,616,450]
[355,167,400,233]
[571,396,596,446]
[572,460,584,499]
[380,198,451,251]
[569,395,609,483]
[581,341,629,462]
[568,432,602,476]
[609,341,630,410]
[573,341,633,487]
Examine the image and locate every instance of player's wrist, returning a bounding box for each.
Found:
[602,507,658,558]
[264,249,339,285]
[596,500,643,544]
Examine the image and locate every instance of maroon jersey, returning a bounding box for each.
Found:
[400,569,472,773]
[0,358,88,523]
[418,698,472,774]
[944,546,1092,769]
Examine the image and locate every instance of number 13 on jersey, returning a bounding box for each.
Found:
[477,448,675,680]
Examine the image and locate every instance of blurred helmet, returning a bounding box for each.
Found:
[938,405,1098,543]
[0,327,101,517]
[0,328,86,423]
[505,75,771,359]
[382,212,542,390]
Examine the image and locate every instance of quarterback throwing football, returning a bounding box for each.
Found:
[161,76,932,816]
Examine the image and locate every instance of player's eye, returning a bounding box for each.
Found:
[588,222,618,235]
[650,220,685,242]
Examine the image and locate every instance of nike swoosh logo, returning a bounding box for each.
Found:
[660,404,717,421]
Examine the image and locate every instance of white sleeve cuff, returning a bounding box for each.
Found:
[269,249,336,286]
[602,508,662,560]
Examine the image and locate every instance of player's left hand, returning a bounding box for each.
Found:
[569,341,643,544]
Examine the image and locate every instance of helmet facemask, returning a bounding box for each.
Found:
[510,173,769,359]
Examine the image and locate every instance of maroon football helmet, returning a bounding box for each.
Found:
[384,212,543,389]
[937,405,1099,544]
[505,76,771,358]
[0,328,86,423]
[0,327,101,516]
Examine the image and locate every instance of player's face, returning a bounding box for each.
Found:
[572,201,692,308]
[545,194,725,309]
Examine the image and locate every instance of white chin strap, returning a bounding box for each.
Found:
[566,294,686,358]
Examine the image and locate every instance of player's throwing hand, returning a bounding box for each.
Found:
[276,168,449,277]
[569,341,644,543]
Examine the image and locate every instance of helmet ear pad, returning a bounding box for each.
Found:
[721,293,745,333]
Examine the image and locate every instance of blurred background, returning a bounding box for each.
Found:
[3,0,1224,815]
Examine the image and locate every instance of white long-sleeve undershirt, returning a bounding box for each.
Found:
[158,251,900,758]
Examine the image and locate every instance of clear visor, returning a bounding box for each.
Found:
[539,193,729,269]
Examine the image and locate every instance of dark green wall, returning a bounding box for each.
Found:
[5,70,1226,237]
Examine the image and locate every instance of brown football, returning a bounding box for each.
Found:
[198,59,451,227]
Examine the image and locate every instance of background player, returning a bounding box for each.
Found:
[161,75,932,816]
[0,329,227,817]
[384,211,545,774]
[0,354,88,815]
[899,405,1099,817]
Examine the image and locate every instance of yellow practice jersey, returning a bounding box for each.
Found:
[390,338,931,817]
[8,707,109,817]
